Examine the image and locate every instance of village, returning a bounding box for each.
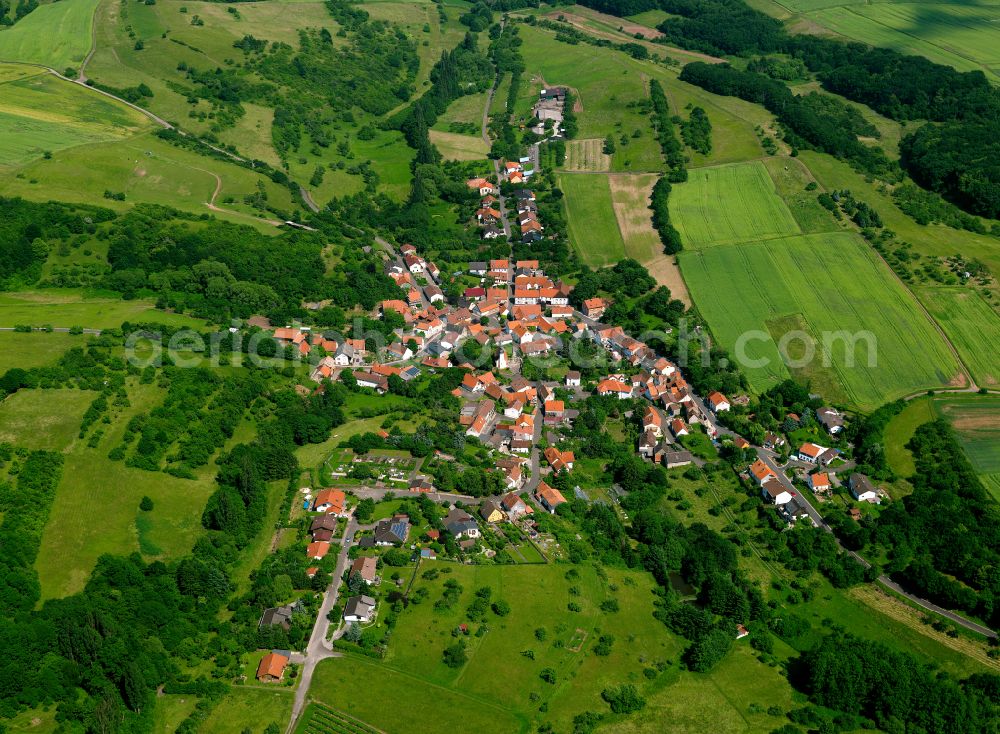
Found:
[241,86,893,687]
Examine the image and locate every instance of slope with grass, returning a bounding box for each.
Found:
[0,67,151,166]
[559,172,627,268]
[564,138,611,172]
[0,289,206,329]
[669,161,801,248]
[680,232,963,409]
[0,0,99,69]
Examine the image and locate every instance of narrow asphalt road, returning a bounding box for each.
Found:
[286,516,359,733]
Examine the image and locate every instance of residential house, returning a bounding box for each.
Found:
[849,474,881,504]
[707,391,731,413]
[670,418,689,438]
[353,371,388,394]
[642,406,663,436]
[256,652,289,682]
[582,297,609,319]
[749,458,777,486]
[480,499,505,524]
[779,497,811,524]
[501,492,530,519]
[259,605,294,630]
[544,446,575,473]
[467,178,497,197]
[816,407,845,434]
[565,370,581,387]
[797,442,828,463]
[761,477,793,506]
[373,517,410,546]
[344,595,377,623]
[445,508,480,539]
[469,261,488,276]
[349,556,378,585]
[534,481,567,513]
[808,472,831,494]
[307,541,330,560]
[310,515,339,534]
[313,488,347,515]
[597,378,632,399]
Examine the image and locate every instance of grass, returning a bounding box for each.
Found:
[563,138,611,172]
[669,161,801,249]
[559,172,627,268]
[917,287,1000,388]
[312,563,698,733]
[0,68,150,165]
[428,129,488,161]
[0,381,217,599]
[626,8,672,27]
[434,90,490,130]
[680,232,963,410]
[200,687,294,734]
[0,0,99,69]
[760,155,839,235]
[0,332,86,372]
[804,3,1000,82]
[0,289,205,329]
[0,388,94,451]
[883,398,936,477]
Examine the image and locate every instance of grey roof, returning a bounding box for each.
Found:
[260,605,293,628]
[374,518,409,544]
[344,595,376,619]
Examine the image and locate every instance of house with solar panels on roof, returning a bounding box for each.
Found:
[373,515,410,546]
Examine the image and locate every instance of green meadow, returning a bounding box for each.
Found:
[310,563,779,734]
[0,68,150,166]
[0,289,205,329]
[680,232,962,410]
[669,161,801,248]
[0,0,99,69]
[559,172,628,267]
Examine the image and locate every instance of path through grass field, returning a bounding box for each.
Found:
[917,287,1000,388]
[0,0,99,69]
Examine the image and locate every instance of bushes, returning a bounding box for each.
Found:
[648,80,686,181]
[649,177,683,255]
[601,683,646,714]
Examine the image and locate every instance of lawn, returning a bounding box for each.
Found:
[805,3,1000,82]
[0,289,205,329]
[434,89,490,130]
[559,173,627,268]
[669,161,801,248]
[0,69,150,166]
[0,0,99,69]
[917,287,1000,388]
[680,232,963,410]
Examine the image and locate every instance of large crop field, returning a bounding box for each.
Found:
[0,68,150,165]
[918,287,1000,388]
[559,172,627,267]
[680,232,963,409]
[932,394,1000,475]
[805,3,1000,81]
[669,161,801,248]
[0,0,98,69]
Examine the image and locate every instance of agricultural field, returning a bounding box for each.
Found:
[563,138,611,172]
[680,232,963,410]
[804,3,1000,82]
[669,161,801,248]
[0,332,85,372]
[0,0,99,69]
[0,68,150,166]
[931,394,1000,475]
[200,687,293,734]
[295,703,381,734]
[559,172,627,267]
[918,287,1000,388]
